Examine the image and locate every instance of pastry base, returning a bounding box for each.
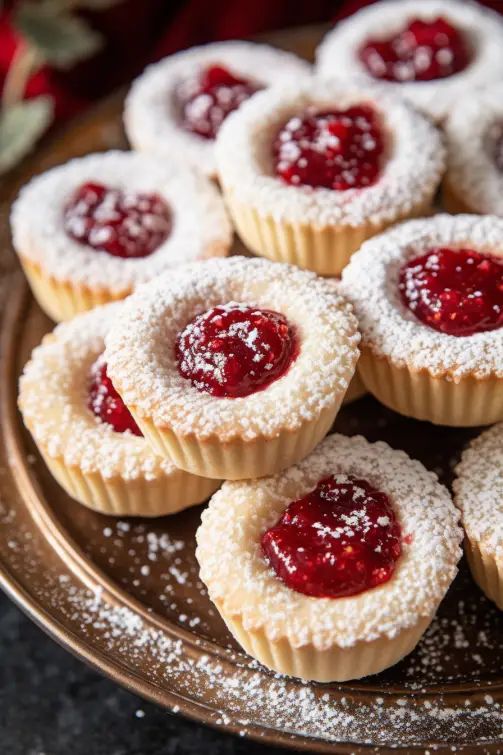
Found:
[343,370,366,404]
[20,257,127,322]
[220,607,432,682]
[42,451,220,517]
[358,347,503,427]
[131,403,339,480]
[465,539,503,611]
[442,179,476,215]
[224,193,432,276]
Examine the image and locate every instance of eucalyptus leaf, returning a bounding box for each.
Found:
[14,3,104,68]
[0,97,53,175]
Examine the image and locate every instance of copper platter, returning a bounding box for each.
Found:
[1,25,503,754]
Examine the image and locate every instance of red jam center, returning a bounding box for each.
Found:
[399,247,503,337]
[63,182,172,259]
[175,302,297,398]
[358,17,471,82]
[261,475,401,599]
[176,64,262,140]
[88,357,142,436]
[273,105,384,190]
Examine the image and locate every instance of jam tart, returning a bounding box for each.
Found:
[196,433,462,682]
[215,78,444,276]
[443,83,503,216]
[11,150,232,322]
[104,256,360,481]
[341,214,503,427]
[124,41,310,179]
[316,0,503,124]
[454,423,503,610]
[18,303,220,517]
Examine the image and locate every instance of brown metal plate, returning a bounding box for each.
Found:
[1,26,503,753]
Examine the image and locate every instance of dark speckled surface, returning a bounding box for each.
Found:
[0,592,289,755]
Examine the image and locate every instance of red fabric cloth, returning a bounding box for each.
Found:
[1,0,502,124]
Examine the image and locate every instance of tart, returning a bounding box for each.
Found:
[454,424,503,610]
[196,433,462,682]
[11,150,232,322]
[104,256,360,480]
[316,0,503,124]
[215,78,444,276]
[443,83,503,216]
[341,214,503,427]
[124,41,310,178]
[18,302,220,517]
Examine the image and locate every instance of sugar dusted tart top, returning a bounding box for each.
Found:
[104,256,360,442]
[215,77,444,228]
[11,150,232,296]
[341,214,503,381]
[316,0,503,123]
[197,433,462,650]
[124,41,311,177]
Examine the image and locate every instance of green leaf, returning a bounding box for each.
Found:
[0,97,53,175]
[14,3,104,69]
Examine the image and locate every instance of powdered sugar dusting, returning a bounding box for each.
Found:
[216,77,444,227]
[341,214,503,379]
[445,82,503,215]
[105,256,360,441]
[197,433,462,649]
[124,41,310,177]
[18,302,180,480]
[316,0,503,123]
[11,150,231,293]
[454,423,503,557]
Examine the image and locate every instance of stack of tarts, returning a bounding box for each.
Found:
[12,0,503,685]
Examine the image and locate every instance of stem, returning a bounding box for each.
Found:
[2,43,39,109]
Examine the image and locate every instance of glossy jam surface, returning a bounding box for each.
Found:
[88,357,142,436]
[64,182,172,258]
[273,105,384,190]
[359,17,471,82]
[261,474,401,599]
[175,302,297,398]
[399,247,503,337]
[176,64,261,140]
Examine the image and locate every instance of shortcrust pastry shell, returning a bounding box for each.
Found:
[442,179,477,216]
[20,257,128,322]
[225,192,433,277]
[219,608,431,682]
[464,539,503,611]
[20,238,230,322]
[41,451,219,517]
[358,346,503,427]
[128,402,338,481]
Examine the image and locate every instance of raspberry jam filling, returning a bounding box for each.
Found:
[261,474,401,599]
[273,105,384,190]
[399,247,503,337]
[176,64,262,140]
[88,357,142,436]
[63,182,172,259]
[358,17,471,82]
[175,301,298,398]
